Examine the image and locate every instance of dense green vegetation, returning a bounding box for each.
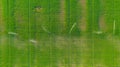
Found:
[0,0,120,67]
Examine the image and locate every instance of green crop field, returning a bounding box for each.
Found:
[0,0,120,67]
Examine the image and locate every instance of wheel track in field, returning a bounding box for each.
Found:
[79,0,87,33]
[79,0,107,33]
[0,0,6,45]
[99,0,107,32]
[99,14,107,32]
[0,0,4,34]
[60,0,66,33]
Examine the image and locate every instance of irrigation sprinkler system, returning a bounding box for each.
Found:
[113,20,116,35]
[29,39,37,44]
[69,22,77,34]
[8,32,18,36]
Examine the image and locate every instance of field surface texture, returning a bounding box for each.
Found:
[0,0,120,67]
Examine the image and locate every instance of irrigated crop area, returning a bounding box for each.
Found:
[0,0,120,67]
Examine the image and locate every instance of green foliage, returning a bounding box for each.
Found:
[1,0,120,66]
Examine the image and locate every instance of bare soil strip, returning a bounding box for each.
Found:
[59,0,66,33]
[0,0,4,34]
[99,0,107,32]
[99,15,107,32]
[0,0,7,48]
[79,0,87,32]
